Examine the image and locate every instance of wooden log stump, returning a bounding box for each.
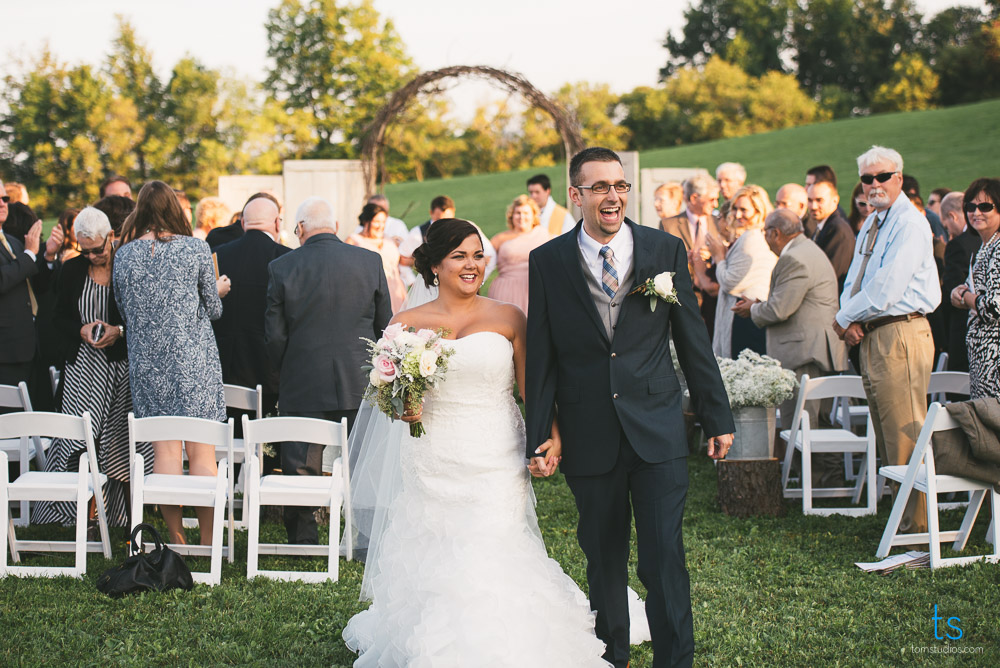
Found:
[716,458,786,518]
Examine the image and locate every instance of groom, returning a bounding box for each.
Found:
[526,148,734,668]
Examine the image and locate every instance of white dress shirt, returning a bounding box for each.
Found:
[577,222,634,289]
[836,193,941,328]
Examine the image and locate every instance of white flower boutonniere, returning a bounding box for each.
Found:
[628,271,680,312]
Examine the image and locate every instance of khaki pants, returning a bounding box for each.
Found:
[860,317,934,534]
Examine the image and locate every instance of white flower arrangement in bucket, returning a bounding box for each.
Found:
[716,350,798,460]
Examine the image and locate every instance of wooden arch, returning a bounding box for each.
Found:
[361,65,585,193]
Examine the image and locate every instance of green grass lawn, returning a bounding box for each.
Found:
[386,99,1000,238]
[3,454,997,667]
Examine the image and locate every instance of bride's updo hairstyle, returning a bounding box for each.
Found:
[412,219,482,287]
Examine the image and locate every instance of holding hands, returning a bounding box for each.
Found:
[529,421,562,478]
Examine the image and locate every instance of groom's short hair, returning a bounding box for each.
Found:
[569,147,622,186]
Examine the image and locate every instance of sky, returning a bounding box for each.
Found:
[6,0,988,121]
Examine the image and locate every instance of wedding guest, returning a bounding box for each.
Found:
[353,194,409,248]
[708,184,777,358]
[193,196,231,241]
[927,187,950,218]
[212,195,291,421]
[807,181,854,290]
[174,189,193,224]
[207,192,281,250]
[93,195,135,237]
[114,180,231,545]
[716,162,746,203]
[733,208,847,431]
[848,182,870,235]
[33,207,152,527]
[265,196,391,545]
[666,173,721,335]
[903,174,948,241]
[940,192,980,372]
[805,164,837,190]
[4,182,28,205]
[527,174,575,235]
[774,183,808,221]
[99,174,131,199]
[487,194,551,314]
[56,208,81,263]
[0,179,57,392]
[949,178,1000,398]
[653,182,684,222]
[347,202,408,313]
[835,146,940,536]
[2,201,40,244]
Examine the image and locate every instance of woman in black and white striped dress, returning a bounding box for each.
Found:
[33,207,152,526]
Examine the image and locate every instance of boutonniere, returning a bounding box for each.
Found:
[628,271,680,312]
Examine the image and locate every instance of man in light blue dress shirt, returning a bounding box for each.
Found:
[833,146,940,535]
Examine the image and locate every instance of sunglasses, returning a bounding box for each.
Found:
[964,202,997,214]
[0,196,9,203]
[76,237,110,256]
[860,171,897,185]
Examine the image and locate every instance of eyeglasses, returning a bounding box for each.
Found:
[860,171,897,185]
[0,196,9,203]
[76,237,109,256]
[574,182,632,195]
[964,202,996,214]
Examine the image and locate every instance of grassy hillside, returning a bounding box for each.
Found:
[386,99,1000,238]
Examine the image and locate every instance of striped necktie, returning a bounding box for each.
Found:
[0,233,37,316]
[600,245,618,298]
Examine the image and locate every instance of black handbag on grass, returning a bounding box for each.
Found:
[97,523,194,597]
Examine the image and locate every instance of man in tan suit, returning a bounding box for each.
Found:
[660,173,720,252]
[733,208,847,431]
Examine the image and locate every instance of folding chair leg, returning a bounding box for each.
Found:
[865,451,877,515]
[74,458,90,577]
[851,456,866,505]
[131,454,145,556]
[952,490,987,552]
[780,439,794,493]
[927,480,944,569]
[328,497,340,581]
[877,482,915,558]
[246,456,260,579]
[1,455,9,573]
[802,445,813,514]
[208,469,227,586]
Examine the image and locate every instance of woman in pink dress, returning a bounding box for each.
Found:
[347,203,408,313]
[487,195,552,314]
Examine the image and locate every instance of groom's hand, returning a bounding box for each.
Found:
[528,439,561,477]
[707,434,734,460]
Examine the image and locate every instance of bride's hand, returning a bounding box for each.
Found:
[399,406,422,423]
[529,438,561,477]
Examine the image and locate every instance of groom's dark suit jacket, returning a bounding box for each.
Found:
[526,219,734,476]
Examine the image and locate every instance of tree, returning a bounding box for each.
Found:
[660,0,795,79]
[520,82,630,164]
[623,57,827,148]
[264,0,413,158]
[928,11,1000,105]
[792,0,924,114]
[872,54,939,112]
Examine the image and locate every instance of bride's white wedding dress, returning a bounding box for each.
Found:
[343,331,611,666]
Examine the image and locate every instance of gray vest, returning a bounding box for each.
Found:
[577,244,634,342]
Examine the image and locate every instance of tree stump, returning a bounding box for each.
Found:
[716,458,786,518]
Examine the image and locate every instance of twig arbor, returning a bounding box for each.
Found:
[361,66,585,194]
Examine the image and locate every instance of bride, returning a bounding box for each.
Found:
[342,219,611,666]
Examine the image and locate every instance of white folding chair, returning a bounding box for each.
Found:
[181,384,262,532]
[128,414,234,585]
[935,351,949,373]
[876,402,1000,568]
[242,415,351,582]
[927,371,970,406]
[780,375,877,516]
[1,411,111,578]
[0,382,48,526]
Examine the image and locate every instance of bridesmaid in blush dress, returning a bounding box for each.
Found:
[488,194,552,313]
[347,203,408,313]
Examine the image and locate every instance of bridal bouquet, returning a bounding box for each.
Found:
[362,323,454,437]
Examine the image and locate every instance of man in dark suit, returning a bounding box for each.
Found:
[213,196,291,421]
[0,180,58,391]
[265,196,392,544]
[807,181,854,290]
[939,192,981,371]
[526,148,734,668]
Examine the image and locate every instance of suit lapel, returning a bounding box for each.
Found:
[617,221,647,328]
[557,225,611,345]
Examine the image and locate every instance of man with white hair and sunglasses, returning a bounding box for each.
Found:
[833,145,940,536]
